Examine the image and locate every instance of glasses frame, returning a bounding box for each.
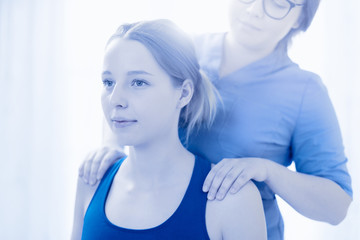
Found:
[239,0,305,20]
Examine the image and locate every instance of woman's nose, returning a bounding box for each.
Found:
[246,0,265,18]
[109,85,128,109]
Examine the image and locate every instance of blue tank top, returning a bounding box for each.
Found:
[82,156,211,240]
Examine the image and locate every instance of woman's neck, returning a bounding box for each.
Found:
[121,133,194,189]
[219,32,277,78]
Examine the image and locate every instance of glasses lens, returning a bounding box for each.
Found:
[264,0,291,19]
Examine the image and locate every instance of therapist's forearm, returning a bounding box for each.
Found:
[265,161,352,225]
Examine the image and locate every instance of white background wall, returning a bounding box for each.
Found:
[0,0,359,239]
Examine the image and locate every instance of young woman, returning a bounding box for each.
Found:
[80,1,353,239]
[71,19,266,240]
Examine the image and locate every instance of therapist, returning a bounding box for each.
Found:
[79,1,352,239]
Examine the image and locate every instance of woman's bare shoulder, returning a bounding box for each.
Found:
[206,181,267,240]
[71,177,99,240]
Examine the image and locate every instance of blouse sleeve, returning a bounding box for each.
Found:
[291,75,353,197]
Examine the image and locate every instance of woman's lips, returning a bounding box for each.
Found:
[111,119,137,128]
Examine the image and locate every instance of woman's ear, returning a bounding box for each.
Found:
[177,79,194,109]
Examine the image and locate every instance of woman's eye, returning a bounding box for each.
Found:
[131,79,148,87]
[102,79,114,87]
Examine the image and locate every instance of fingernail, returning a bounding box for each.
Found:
[208,194,214,200]
[202,185,209,192]
[216,194,224,200]
[89,180,95,185]
[84,179,88,184]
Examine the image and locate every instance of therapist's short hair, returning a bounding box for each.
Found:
[278,0,321,51]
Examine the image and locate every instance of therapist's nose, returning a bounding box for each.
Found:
[246,0,265,18]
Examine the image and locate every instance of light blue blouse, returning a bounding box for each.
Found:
[182,33,352,240]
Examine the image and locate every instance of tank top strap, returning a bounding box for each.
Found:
[170,155,211,222]
[83,157,126,221]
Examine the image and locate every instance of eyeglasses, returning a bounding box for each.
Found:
[239,0,305,20]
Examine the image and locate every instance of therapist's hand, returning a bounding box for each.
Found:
[79,147,126,185]
[203,157,271,200]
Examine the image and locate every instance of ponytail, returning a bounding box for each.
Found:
[180,70,219,144]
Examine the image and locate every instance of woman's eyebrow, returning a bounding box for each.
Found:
[127,70,153,76]
[102,70,112,76]
[101,70,153,77]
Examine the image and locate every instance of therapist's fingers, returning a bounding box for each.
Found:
[215,167,245,200]
[78,159,86,177]
[229,172,251,194]
[79,151,94,177]
[88,159,102,186]
[206,163,234,200]
[202,159,226,192]
[82,159,94,184]
[87,149,109,185]
[97,149,126,180]
[79,151,95,180]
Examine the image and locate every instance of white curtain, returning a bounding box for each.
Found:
[0,0,358,239]
[0,0,69,239]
